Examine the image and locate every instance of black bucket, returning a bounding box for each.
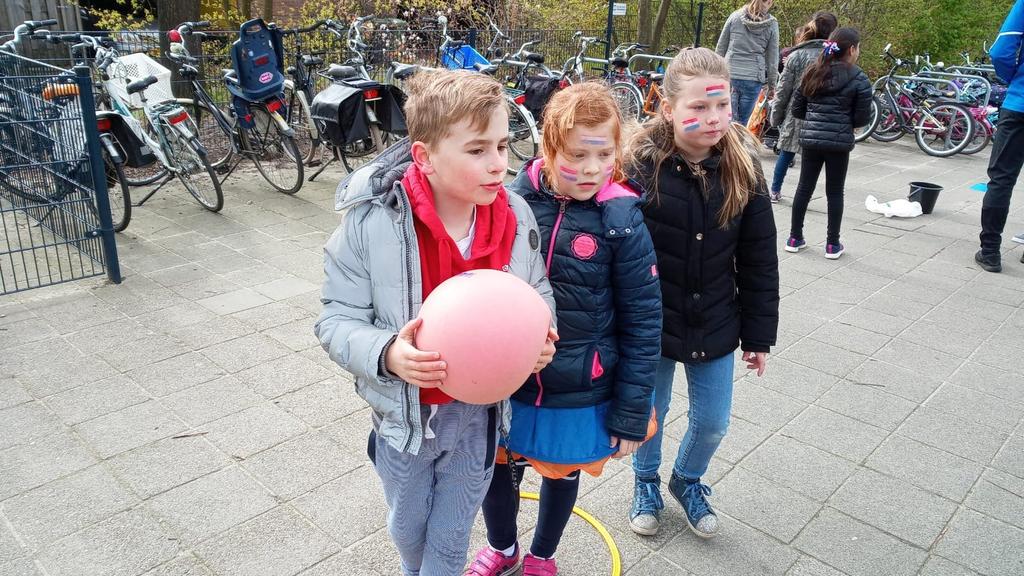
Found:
[908,182,943,214]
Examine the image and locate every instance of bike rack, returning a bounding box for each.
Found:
[873,74,963,99]
[947,65,997,76]
[628,53,674,69]
[917,70,992,107]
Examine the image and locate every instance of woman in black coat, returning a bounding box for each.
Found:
[784,27,873,260]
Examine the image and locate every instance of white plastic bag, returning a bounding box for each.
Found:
[865,195,923,218]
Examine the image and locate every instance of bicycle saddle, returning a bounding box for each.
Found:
[391,62,419,80]
[126,75,159,95]
[524,51,545,64]
[474,62,499,75]
[637,71,664,82]
[611,56,629,68]
[302,55,324,67]
[326,64,359,79]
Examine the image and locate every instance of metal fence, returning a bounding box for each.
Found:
[0,51,121,295]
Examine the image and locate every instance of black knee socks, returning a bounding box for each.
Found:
[481,463,581,559]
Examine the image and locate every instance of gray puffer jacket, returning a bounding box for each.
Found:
[314,139,555,456]
[771,39,825,153]
[715,8,780,86]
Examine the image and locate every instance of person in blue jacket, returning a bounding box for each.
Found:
[977,0,1024,272]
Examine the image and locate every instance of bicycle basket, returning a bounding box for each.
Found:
[106,53,175,108]
[442,44,490,71]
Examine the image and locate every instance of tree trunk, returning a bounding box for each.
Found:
[638,0,652,45]
[157,0,201,98]
[240,0,251,22]
[221,0,235,27]
[261,0,273,20]
[650,0,672,51]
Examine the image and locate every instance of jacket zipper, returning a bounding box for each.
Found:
[398,188,416,453]
[535,198,568,406]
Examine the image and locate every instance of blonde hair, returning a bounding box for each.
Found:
[627,47,762,227]
[745,0,773,20]
[540,82,626,185]
[404,69,507,147]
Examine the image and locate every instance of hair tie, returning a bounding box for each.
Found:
[822,41,840,56]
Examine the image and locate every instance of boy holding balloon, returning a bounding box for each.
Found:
[315,69,557,576]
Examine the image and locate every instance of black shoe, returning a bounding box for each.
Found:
[975,250,1002,273]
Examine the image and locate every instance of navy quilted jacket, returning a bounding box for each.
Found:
[506,159,662,441]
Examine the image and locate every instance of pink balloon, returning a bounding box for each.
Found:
[416,269,551,405]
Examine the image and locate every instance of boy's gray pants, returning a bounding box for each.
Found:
[372,401,498,576]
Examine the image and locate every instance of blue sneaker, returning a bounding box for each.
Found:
[668,473,719,538]
[825,243,845,260]
[629,475,664,536]
[784,236,806,253]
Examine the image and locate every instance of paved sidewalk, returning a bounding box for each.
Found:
[1,139,1023,576]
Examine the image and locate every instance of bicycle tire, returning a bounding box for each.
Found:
[178,98,234,169]
[340,124,383,173]
[121,115,169,187]
[915,102,975,157]
[101,148,131,232]
[166,126,224,212]
[507,100,539,176]
[284,86,317,165]
[610,82,644,122]
[248,106,304,194]
[854,96,881,143]
[960,117,991,155]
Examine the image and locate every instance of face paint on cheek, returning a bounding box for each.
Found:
[604,165,614,176]
[706,84,726,97]
[682,118,701,133]
[558,165,579,182]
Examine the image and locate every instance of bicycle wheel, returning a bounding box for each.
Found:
[610,82,644,122]
[121,115,169,187]
[101,148,131,232]
[915,102,974,157]
[507,100,539,176]
[247,106,304,194]
[339,124,383,173]
[164,124,224,212]
[283,86,317,165]
[960,117,991,155]
[870,96,904,142]
[178,98,233,169]
[854,95,880,143]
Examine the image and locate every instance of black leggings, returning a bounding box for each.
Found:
[789,147,850,246]
[482,461,580,559]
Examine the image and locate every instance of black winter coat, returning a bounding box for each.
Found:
[631,153,779,363]
[793,61,873,152]
[508,160,663,441]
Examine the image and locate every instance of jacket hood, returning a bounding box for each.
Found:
[334,138,413,211]
[792,38,825,52]
[740,10,777,30]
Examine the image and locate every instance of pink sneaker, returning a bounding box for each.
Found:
[464,545,520,576]
[522,553,558,576]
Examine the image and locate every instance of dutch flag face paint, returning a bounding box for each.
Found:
[580,136,609,146]
[558,165,579,182]
[682,118,700,133]
[705,84,726,98]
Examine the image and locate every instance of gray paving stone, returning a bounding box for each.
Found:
[991,431,1024,486]
[0,318,57,350]
[808,321,892,357]
[0,382,31,411]
[793,508,927,576]
[624,553,692,576]
[134,303,218,334]
[319,409,374,468]
[712,466,821,543]
[741,435,857,502]
[779,309,829,336]
[898,320,987,359]
[74,401,188,458]
[242,432,356,501]
[845,359,942,404]
[948,361,1023,404]
[193,505,339,576]
[658,512,799,576]
[35,506,178,576]
[865,435,984,501]
[273,378,364,428]
[107,435,231,499]
[750,358,840,403]
[777,339,868,378]
[96,333,193,372]
[730,382,807,431]
[0,432,97,501]
[163,376,264,426]
[144,264,214,290]
[291,465,386,546]
[8,343,120,398]
[972,326,1024,377]
[221,263,293,288]
[780,406,888,462]
[230,301,312,332]
[873,338,963,382]
[30,295,125,333]
[933,509,1024,576]
[860,291,935,321]
[202,402,307,459]
[42,375,150,426]
[785,556,849,576]
[0,558,40,576]
[197,288,272,316]
[169,316,256,350]
[252,277,319,301]
[296,551,385,576]
[147,466,276,546]
[897,406,1007,464]
[918,556,982,576]
[829,468,957,549]
[63,318,150,355]
[127,352,227,397]
[572,467,684,551]
[0,402,62,451]
[0,520,23,562]
[140,554,215,576]
[200,333,291,373]
[965,469,1024,531]
[237,354,334,399]
[169,275,244,301]
[925,383,1024,433]
[1,464,137,549]
[715,415,773,465]
[263,318,321,352]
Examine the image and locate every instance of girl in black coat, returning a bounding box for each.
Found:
[785,27,873,259]
[625,47,779,540]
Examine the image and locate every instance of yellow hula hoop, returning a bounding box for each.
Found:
[519,490,621,576]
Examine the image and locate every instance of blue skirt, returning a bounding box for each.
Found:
[504,399,617,465]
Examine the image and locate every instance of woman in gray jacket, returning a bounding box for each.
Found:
[768,11,838,202]
[716,0,780,125]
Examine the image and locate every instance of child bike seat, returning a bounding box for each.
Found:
[228,18,285,102]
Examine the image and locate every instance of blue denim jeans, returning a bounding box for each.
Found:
[772,150,797,193]
[632,353,735,481]
[731,79,764,126]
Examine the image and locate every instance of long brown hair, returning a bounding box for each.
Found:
[627,47,762,228]
[801,27,860,98]
[745,0,773,20]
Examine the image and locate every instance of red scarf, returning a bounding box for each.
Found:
[401,163,517,404]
